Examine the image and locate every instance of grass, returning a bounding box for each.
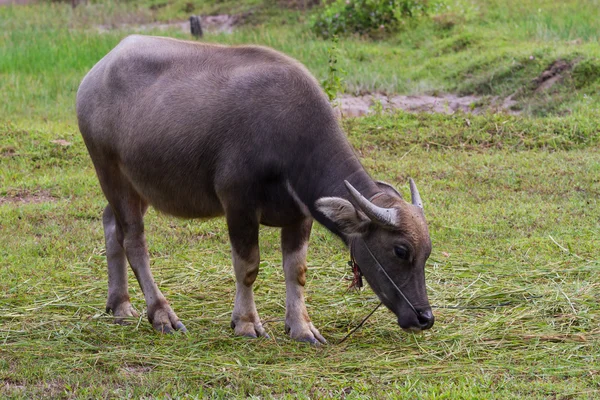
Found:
[1,0,600,398]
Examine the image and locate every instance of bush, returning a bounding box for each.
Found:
[572,59,600,89]
[312,0,442,38]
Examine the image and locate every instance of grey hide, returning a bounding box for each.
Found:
[76,35,434,343]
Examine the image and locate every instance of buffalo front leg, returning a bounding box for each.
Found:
[227,211,267,338]
[102,205,138,324]
[281,218,326,344]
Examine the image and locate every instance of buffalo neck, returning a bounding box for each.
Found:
[288,129,380,242]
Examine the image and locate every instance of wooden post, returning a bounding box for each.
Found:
[190,16,203,38]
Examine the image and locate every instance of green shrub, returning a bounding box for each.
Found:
[572,59,600,89]
[311,0,443,38]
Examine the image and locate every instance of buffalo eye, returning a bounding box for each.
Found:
[394,246,409,260]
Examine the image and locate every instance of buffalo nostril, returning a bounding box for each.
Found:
[417,310,434,329]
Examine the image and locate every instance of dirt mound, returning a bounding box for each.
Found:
[532,59,574,92]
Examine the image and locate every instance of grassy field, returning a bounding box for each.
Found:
[1,0,599,398]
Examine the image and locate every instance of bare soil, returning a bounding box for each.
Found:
[0,190,55,205]
[336,93,519,117]
[122,364,154,375]
[97,14,241,35]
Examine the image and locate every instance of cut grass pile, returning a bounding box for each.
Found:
[1,0,599,397]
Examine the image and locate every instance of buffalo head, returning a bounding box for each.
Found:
[316,179,434,332]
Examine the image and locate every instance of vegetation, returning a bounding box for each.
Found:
[2,0,600,119]
[311,0,441,39]
[1,0,599,397]
[321,35,346,102]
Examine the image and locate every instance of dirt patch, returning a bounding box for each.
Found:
[97,14,242,35]
[50,139,72,147]
[336,93,518,117]
[0,190,56,205]
[1,379,25,392]
[122,364,154,375]
[532,59,574,92]
[1,146,17,157]
[201,14,244,33]
[1,379,68,397]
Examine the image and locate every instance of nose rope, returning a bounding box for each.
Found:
[339,238,423,344]
[351,238,420,318]
[338,301,382,345]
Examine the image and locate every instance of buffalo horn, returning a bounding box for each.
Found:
[409,178,423,209]
[344,180,397,226]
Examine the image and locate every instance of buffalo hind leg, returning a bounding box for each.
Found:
[97,166,186,334]
[103,205,139,324]
[227,210,267,338]
[282,218,326,344]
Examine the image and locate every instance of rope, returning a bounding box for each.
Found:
[338,301,382,344]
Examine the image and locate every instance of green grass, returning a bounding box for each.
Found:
[1,0,600,398]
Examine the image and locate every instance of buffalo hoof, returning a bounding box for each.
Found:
[153,320,187,334]
[231,319,269,339]
[106,301,139,325]
[148,301,186,334]
[285,322,327,345]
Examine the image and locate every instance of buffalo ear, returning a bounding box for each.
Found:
[316,197,370,236]
[375,181,403,199]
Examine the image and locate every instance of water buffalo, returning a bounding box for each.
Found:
[76,35,433,343]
